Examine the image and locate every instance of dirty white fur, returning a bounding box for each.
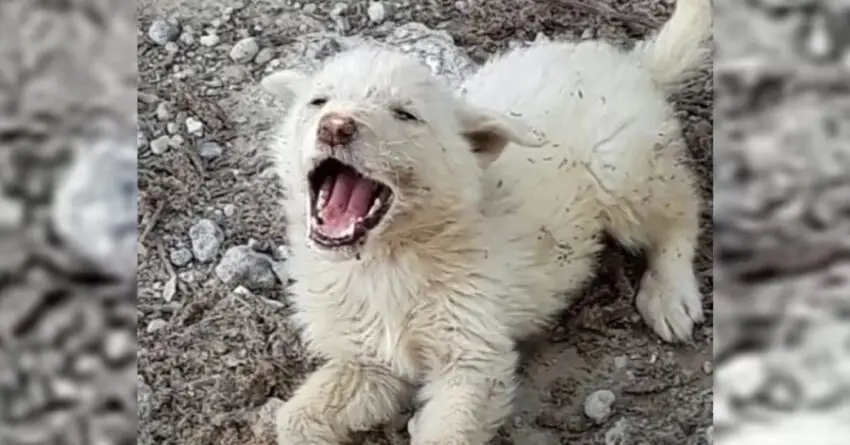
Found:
[264,0,711,444]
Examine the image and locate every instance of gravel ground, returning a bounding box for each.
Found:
[0,0,137,444]
[714,0,850,443]
[136,1,713,444]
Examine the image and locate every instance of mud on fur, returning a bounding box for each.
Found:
[262,0,712,444]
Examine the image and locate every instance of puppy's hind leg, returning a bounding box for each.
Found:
[602,148,705,342]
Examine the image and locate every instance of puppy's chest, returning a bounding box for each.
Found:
[300,271,452,379]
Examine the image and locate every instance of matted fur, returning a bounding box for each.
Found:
[264,0,711,443]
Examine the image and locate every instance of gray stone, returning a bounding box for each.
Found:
[198,141,223,160]
[254,47,275,66]
[185,117,204,135]
[604,418,629,445]
[169,247,193,267]
[0,196,24,229]
[200,33,220,47]
[367,2,387,23]
[146,319,168,333]
[148,20,180,45]
[584,389,616,424]
[51,131,137,279]
[214,245,279,290]
[137,131,149,149]
[150,135,171,155]
[230,37,260,64]
[155,102,171,120]
[189,219,224,263]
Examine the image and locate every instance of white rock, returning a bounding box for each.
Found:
[199,141,223,159]
[169,247,193,267]
[146,319,168,333]
[716,353,766,400]
[185,117,204,135]
[155,102,171,120]
[199,33,220,47]
[148,20,180,45]
[162,275,177,302]
[189,219,224,263]
[230,37,260,64]
[367,2,387,23]
[584,389,616,424]
[150,135,170,154]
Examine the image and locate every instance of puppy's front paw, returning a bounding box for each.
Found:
[275,405,337,445]
[636,271,704,342]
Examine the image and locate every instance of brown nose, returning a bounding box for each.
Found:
[317,113,357,147]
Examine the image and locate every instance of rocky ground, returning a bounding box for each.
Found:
[714,0,850,444]
[136,1,714,445]
[1,1,136,444]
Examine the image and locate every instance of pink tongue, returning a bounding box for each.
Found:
[318,170,377,237]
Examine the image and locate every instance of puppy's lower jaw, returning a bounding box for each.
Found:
[307,157,394,250]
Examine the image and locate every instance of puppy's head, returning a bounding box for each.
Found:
[265,47,543,259]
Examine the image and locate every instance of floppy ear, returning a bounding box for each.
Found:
[456,104,546,169]
[260,69,310,104]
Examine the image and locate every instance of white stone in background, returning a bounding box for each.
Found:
[584,389,616,424]
[155,102,171,120]
[199,141,223,160]
[52,131,137,279]
[230,37,260,64]
[185,117,204,135]
[189,219,224,263]
[368,2,387,23]
[148,20,180,45]
[150,135,170,154]
[716,352,766,400]
[200,33,220,47]
[0,196,23,228]
[169,247,193,267]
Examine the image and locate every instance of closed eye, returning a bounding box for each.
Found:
[308,97,328,107]
[391,107,420,122]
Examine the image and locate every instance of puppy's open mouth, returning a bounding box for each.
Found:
[307,158,394,248]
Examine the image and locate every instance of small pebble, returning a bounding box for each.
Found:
[186,117,204,135]
[155,102,171,120]
[165,41,180,54]
[717,353,766,400]
[367,2,386,23]
[148,20,180,45]
[162,275,177,302]
[150,135,171,155]
[146,319,168,333]
[214,245,279,290]
[222,204,236,217]
[169,134,185,148]
[198,141,223,160]
[199,33,220,47]
[230,37,260,64]
[584,389,616,424]
[166,122,180,134]
[254,47,275,66]
[330,2,348,17]
[137,131,148,149]
[169,247,193,267]
[604,418,628,445]
[189,219,224,263]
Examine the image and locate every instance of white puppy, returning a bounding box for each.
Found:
[263,0,711,444]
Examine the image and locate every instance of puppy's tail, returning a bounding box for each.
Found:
[636,0,712,91]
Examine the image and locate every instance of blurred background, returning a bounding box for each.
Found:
[3,0,850,443]
[714,0,850,443]
[0,0,137,444]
